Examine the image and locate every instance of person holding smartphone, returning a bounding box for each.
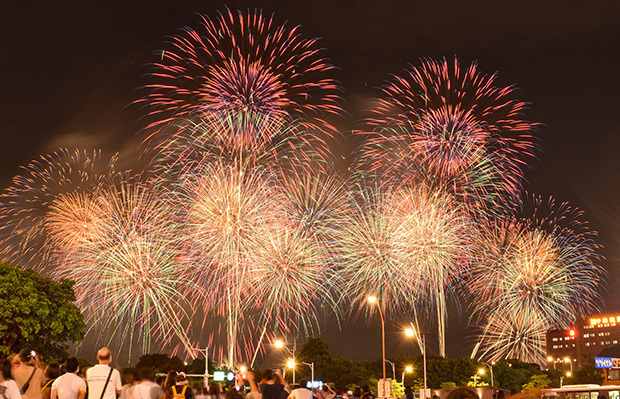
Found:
[12,350,45,399]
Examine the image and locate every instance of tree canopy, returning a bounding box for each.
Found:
[0,260,85,362]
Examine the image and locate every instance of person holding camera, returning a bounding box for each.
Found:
[12,350,45,399]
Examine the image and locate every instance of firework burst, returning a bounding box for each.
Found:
[468,196,605,364]
[0,149,117,271]
[340,182,473,356]
[139,8,342,140]
[148,110,331,182]
[48,175,197,356]
[355,57,538,216]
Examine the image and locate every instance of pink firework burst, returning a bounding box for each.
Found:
[139,8,342,138]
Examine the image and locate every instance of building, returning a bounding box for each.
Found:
[546,315,620,370]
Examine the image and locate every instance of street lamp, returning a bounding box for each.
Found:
[481,362,494,387]
[287,359,296,385]
[274,339,296,385]
[386,360,396,381]
[405,324,427,399]
[402,366,413,386]
[368,295,387,384]
[473,368,484,387]
[560,371,572,388]
[547,356,556,370]
[564,357,573,372]
[302,362,315,392]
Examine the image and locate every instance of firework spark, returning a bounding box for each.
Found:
[0,149,117,271]
[468,196,605,364]
[49,175,197,356]
[355,57,538,216]
[139,8,342,140]
[340,183,473,356]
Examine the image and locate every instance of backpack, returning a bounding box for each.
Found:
[172,386,187,399]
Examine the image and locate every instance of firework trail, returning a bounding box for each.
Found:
[355,57,538,216]
[0,149,117,271]
[472,312,548,364]
[149,111,331,183]
[139,8,342,144]
[339,182,473,355]
[48,175,198,356]
[468,196,605,364]
[173,161,287,365]
[246,171,350,334]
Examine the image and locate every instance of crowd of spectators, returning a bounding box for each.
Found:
[0,348,378,399]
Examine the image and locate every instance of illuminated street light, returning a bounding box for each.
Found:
[547,356,556,370]
[368,295,386,384]
[274,339,296,385]
[473,368,484,387]
[560,371,572,388]
[405,324,427,399]
[564,357,573,372]
[481,362,494,387]
[402,365,413,385]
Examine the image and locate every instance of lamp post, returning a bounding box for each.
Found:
[192,347,209,388]
[402,366,413,386]
[473,368,484,387]
[386,360,396,381]
[564,357,573,372]
[287,359,296,385]
[405,324,427,399]
[560,371,572,388]
[547,356,556,370]
[368,296,387,384]
[481,362,494,387]
[302,362,315,392]
[274,339,297,385]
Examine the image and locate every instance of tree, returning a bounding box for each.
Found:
[0,261,85,363]
[522,374,550,396]
[572,366,604,385]
[135,353,185,373]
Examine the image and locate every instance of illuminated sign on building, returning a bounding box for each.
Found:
[595,357,620,369]
[590,316,620,326]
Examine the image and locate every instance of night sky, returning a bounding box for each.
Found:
[2,0,620,365]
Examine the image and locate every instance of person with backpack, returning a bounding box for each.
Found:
[12,350,45,399]
[170,372,194,399]
[41,364,60,399]
[170,374,192,399]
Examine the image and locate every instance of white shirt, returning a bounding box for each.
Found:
[132,381,163,399]
[51,373,86,399]
[2,378,22,399]
[289,389,313,399]
[86,365,122,399]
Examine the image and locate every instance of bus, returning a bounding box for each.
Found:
[541,385,620,399]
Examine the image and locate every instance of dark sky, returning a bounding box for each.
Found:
[2,0,620,366]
